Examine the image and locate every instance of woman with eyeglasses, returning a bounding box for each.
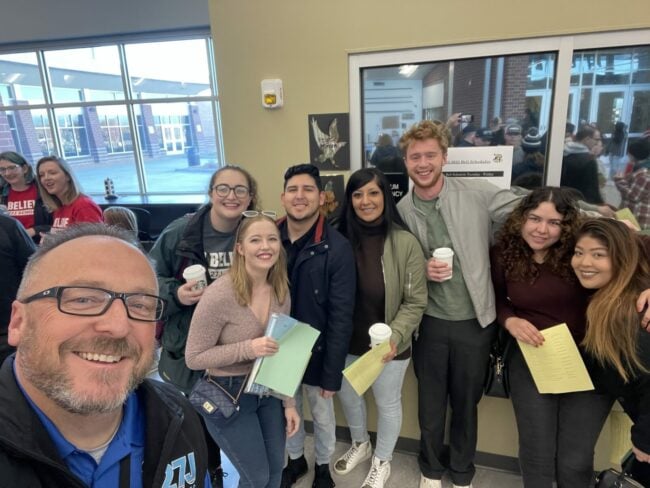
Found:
[150,165,257,394]
[572,219,650,486]
[0,151,52,242]
[35,156,103,231]
[333,168,427,488]
[186,213,300,488]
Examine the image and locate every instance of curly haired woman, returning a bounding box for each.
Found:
[490,187,614,488]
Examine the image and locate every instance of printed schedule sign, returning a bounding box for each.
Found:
[444,146,514,189]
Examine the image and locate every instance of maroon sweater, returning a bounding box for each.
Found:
[490,246,590,342]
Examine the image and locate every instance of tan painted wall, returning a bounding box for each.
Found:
[209,0,649,467]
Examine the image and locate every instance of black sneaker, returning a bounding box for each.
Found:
[312,463,335,488]
[280,455,308,488]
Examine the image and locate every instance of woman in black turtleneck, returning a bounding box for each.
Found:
[332,168,428,488]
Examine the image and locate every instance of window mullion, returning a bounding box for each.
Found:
[118,43,147,196]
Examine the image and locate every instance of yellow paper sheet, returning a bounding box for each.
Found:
[608,409,634,464]
[518,323,594,394]
[615,208,641,231]
[342,342,391,396]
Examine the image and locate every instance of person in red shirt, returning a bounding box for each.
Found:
[0,151,52,242]
[35,156,103,232]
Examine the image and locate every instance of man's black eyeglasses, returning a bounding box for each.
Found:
[21,286,166,322]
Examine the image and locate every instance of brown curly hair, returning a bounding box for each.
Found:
[494,187,581,283]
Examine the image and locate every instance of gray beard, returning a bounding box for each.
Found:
[18,335,154,416]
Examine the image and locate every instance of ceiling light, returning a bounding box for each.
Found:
[399,65,418,77]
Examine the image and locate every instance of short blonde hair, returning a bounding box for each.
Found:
[399,120,451,155]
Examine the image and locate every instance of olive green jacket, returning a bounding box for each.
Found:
[383,228,428,354]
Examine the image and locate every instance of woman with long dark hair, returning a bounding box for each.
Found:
[490,187,615,488]
[572,219,650,486]
[0,151,51,241]
[333,168,427,488]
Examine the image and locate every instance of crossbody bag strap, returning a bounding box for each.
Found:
[205,373,250,405]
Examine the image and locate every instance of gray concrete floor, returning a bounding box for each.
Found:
[222,437,524,488]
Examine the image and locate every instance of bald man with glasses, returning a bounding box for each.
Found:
[0,223,219,487]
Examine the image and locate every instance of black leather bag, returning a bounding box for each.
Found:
[484,332,511,398]
[188,374,247,420]
[595,452,645,488]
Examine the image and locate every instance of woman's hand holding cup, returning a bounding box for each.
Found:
[176,281,205,306]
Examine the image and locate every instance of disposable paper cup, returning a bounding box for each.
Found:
[183,264,207,290]
[432,247,454,281]
[368,323,392,348]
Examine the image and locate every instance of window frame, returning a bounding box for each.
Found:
[0,30,224,201]
[348,29,649,185]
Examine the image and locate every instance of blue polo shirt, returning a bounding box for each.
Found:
[14,364,212,488]
[14,364,145,487]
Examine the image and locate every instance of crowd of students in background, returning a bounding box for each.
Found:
[0,117,649,488]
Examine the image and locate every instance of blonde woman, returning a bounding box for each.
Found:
[36,156,102,230]
[186,213,300,488]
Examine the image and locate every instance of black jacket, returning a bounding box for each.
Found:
[149,205,211,393]
[278,214,356,391]
[0,213,35,349]
[585,330,650,454]
[560,144,604,204]
[0,357,213,487]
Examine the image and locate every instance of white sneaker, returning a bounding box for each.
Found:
[333,440,372,475]
[452,484,472,488]
[361,456,391,488]
[419,475,442,488]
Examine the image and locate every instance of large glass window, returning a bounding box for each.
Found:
[567,45,650,207]
[0,34,223,200]
[350,31,650,196]
[360,53,556,186]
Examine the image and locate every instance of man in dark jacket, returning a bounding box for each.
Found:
[0,224,216,487]
[278,164,356,488]
[0,210,35,363]
[561,125,606,205]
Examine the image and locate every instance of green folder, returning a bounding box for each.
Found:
[253,322,320,397]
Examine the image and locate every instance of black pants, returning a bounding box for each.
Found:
[509,347,614,488]
[413,315,495,486]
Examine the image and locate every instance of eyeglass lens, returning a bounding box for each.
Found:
[214,184,249,198]
[0,164,20,174]
[59,287,162,321]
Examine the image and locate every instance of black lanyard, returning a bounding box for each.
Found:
[118,455,131,488]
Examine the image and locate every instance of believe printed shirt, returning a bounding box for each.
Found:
[202,216,236,280]
[52,194,103,231]
[6,184,38,229]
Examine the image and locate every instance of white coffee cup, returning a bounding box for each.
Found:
[183,264,208,290]
[368,323,392,348]
[432,247,454,281]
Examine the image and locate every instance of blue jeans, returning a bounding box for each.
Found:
[509,348,614,488]
[202,376,286,488]
[286,384,336,465]
[338,354,410,461]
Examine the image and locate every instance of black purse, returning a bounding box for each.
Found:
[188,373,248,420]
[484,331,511,398]
[595,452,645,488]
